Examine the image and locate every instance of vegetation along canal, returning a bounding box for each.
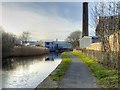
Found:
[2,52,62,88]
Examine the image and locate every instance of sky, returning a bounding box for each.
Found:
[1,2,96,41]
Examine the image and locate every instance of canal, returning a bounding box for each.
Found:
[2,52,62,88]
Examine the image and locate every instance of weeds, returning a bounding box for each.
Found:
[51,52,71,81]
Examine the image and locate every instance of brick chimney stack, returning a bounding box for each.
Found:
[82,2,88,37]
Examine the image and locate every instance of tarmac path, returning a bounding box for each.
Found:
[59,52,98,88]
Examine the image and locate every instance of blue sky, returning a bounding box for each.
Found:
[2,2,95,40]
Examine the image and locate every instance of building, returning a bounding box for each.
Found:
[80,15,119,50]
[80,36,100,48]
[96,15,119,36]
[44,41,73,52]
[15,40,42,47]
[45,41,56,51]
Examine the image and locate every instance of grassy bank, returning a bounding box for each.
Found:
[70,51,118,88]
[51,52,71,81]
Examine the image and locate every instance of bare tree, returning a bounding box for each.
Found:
[90,2,120,70]
[1,28,15,57]
[66,30,82,48]
[20,31,30,41]
[91,2,119,52]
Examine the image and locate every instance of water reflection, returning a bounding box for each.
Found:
[2,55,46,71]
[2,52,61,88]
[45,52,61,61]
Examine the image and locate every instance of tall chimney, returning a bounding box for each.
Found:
[82,2,88,37]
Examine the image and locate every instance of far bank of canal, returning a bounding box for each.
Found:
[2,52,62,88]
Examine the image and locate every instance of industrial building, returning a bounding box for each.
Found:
[44,41,73,52]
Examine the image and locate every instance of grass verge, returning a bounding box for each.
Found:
[51,52,71,81]
[70,51,118,88]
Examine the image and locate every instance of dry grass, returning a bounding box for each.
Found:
[3,46,49,58]
[13,46,49,56]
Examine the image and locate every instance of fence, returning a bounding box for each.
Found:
[80,31,120,69]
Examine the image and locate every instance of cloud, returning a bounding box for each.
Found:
[2,3,82,40]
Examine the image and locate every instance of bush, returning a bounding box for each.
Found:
[1,30,15,57]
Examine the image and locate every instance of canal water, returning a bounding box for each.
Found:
[2,52,62,88]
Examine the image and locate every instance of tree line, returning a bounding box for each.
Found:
[1,28,15,55]
[0,27,43,58]
[1,27,82,56]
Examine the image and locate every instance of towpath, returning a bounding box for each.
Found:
[59,52,98,88]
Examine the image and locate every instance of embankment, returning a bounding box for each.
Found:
[2,46,49,58]
[36,52,71,89]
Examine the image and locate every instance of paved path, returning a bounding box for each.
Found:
[59,52,98,88]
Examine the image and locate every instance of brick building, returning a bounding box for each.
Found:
[96,15,120,37]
